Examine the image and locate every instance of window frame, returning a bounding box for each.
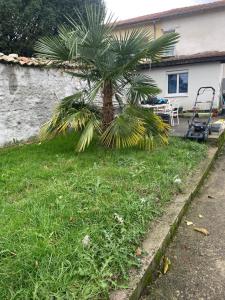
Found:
[162,29,176,57]
[166,70,189,97]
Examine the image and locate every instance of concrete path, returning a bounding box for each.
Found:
[141,147,225,300]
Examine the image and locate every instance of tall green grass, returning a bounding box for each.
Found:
[0,134,207,299]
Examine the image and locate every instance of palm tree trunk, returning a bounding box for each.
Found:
[102,81,114,129]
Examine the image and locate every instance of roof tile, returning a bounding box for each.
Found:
[0,53,77,69]
[116,0,225,27]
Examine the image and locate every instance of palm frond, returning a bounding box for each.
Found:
[66,5,116,64]
[108,29,151,76]
[40,92,83,139]
[76,115,101,152]
[111,29,151,61]
[108,31,179,76]
[35,4,116,65]
[146,32,180,62]
[67,3,115,35]
[101,114,146,148]
[40,91,101,140]
[87,80,104,102]
[58,25,80,60]
[126,74,161,104]
[125,105,170,149]
[101,104,169,150]
[34,34,71,61]
[115,93,124,109]
[138,135,154,150]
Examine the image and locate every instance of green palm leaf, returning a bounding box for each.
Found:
[125,105,170,149]
[126,74,161,104]
[101,114,146,148]
[40,91,101,140]
[110,31,179,75]
[146,32,180,62]
[35,34,70,61]
[76,116,101,152]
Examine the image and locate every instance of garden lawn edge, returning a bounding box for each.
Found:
[110,143,223,300]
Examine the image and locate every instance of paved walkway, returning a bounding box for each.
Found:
[142,147,225,300]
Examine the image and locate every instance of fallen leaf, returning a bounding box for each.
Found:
[208,195,215,199]
[194,227,209,236]
[135,247,142,257]
[163,256,171,274]
[69,216,75,223]
[82,235,91,247]
[185,220,193,226]
[174,178,182,184]
[198,214,203,218]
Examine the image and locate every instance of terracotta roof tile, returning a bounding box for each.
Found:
[0,53,77,68]
[115,0,225,27]
[2,51,225,70]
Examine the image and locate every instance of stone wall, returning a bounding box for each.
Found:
[0,63,81,146]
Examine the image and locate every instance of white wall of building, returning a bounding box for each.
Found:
[160,9,225,55]
[0,64,82,147]
[143,62,223,110]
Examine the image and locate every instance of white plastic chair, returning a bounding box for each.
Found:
[170,107,179,126]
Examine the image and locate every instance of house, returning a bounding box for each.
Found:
[114,0,225,111]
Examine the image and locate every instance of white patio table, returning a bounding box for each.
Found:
[141,103,175,126]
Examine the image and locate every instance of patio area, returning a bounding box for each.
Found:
[170,115,225,143]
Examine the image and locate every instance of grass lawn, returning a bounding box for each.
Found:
[0,134,207,299]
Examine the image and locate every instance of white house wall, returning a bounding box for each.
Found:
[160,9,225,55]
[143,62,222,110]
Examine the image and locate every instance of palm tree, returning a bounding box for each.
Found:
[35,5,179,152]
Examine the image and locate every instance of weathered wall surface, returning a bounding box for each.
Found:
[0,64,81,146]
[114,8,225,56]
[160,9,225,56]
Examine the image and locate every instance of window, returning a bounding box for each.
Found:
[167,72,188,95]
[162,29,176,57]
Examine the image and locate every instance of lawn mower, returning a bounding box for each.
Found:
[186,86,215,142]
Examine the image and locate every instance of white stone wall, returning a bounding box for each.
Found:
[0,64,81,146]
[143,62,222,110]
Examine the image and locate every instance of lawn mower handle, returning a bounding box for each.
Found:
[197,86,215,96]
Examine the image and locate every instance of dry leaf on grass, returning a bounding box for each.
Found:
[135,247,142,257]
[194,227,209,236]
[69,216,76,223]
[163,256,171,274]
[185,220,194,226]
